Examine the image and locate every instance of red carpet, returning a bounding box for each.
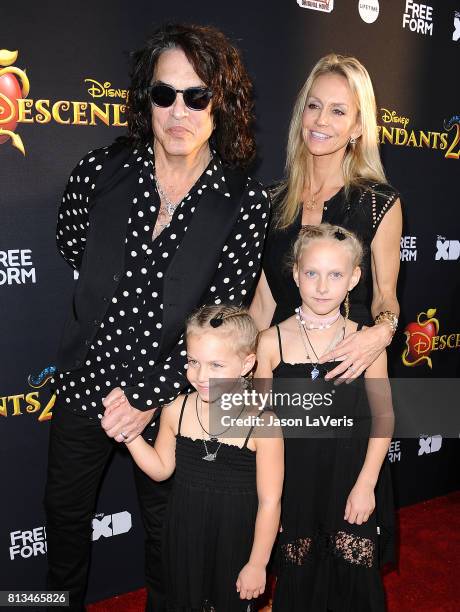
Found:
[87,491,460,612]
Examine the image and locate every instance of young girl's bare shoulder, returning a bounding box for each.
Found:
[258,317,296,348]
[345,318,361,335]
[160,393,189,427]
[257,326,278,348]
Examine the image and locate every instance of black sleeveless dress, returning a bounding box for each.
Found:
[263,182,399,326]
[163,395,258,612]
[271,326,394,612]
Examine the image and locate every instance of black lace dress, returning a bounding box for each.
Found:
[163,395,258,612]
[271,326,394,612]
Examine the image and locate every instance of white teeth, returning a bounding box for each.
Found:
[311,131,330,139]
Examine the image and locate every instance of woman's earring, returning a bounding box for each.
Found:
[343,291,350,322]
[349,137,357,145]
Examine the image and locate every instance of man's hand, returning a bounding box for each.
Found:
[101,387,156,443]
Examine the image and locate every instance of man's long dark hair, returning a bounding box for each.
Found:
[126,23,256,168]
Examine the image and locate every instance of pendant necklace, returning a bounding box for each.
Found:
[154,175,181,216]
[195,395,245,462]
[304,185,322,211]
[296,315,345,379]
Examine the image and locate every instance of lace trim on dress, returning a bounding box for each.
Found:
[280,537,313,566]
[280,529,375,569]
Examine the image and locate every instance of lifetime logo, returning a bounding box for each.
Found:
[435,237,460,261]
[418,435,442,456]
[92,511,132,541]
[402,0,433,36]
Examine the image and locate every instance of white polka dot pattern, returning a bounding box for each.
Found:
[56,144,270,418]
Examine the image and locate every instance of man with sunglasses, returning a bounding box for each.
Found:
[45,23,269,612]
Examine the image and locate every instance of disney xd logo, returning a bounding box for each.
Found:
[92,511,132,541]
[436,236,460,261]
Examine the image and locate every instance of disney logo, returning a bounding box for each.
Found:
[85,78,128,99]
[380,108,410,129]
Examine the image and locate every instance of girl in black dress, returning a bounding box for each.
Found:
[256,225,394,611]
[105,305,284,612]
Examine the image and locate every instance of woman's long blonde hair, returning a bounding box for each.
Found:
[275,53,387,229]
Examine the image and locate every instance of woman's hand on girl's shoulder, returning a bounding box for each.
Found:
[321,322,389,383]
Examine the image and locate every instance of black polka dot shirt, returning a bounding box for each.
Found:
[55,144,270,419]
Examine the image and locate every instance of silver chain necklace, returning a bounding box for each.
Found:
[296,316,345,379]
[195,395,246,462]
[154,175,180,216]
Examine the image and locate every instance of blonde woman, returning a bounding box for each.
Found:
[251,54,402,381]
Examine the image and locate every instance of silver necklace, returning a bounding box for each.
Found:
[154,175,180,216]
[296,316,345,379]
[195,395,245,462]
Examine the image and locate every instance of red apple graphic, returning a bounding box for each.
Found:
[402,308,439,368]
[0,71,22,142]
[0,49,30,154]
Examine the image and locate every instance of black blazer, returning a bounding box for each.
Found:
[56,142,247,373]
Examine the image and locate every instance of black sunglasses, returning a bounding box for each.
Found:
[147,83,213,111]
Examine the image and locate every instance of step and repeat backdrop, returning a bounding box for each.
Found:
[2,0,459,603]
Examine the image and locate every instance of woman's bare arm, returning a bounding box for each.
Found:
[249,271,276,331]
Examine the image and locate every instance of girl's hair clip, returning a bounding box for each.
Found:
[334,230,346,241]
[210,314,224,328]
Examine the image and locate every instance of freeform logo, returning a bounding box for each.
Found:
[400,236,417,262]
[296,0,334,13]
[359,0,379,24]
[388,440,402,463]
[402,1,433,36]
[418,434,442,455]
[435,236,460,260]
[0,249,36,285]
[92,511,132,541]
[453,11,460,41]
[9,526,47,561]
